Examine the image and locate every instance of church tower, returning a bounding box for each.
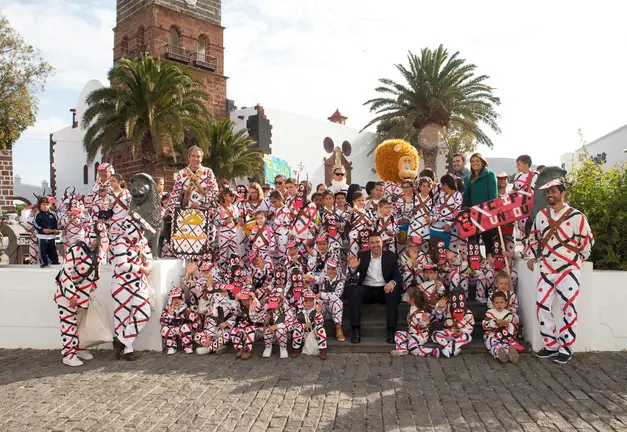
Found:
[114,0,227,119]
[110,0,228,187]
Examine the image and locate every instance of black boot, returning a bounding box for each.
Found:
[351,327,361,344]
[387,328,396,344]
[113,338,124,360]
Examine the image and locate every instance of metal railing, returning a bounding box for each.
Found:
[194,52,217,70]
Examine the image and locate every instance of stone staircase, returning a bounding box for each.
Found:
[323,299,491,353]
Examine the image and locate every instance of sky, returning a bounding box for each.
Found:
[3,0,627,185]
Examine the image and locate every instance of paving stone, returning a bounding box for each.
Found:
[1,350,626,431]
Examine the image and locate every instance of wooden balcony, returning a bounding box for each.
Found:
[193,52,217,71]
[165,44,190,63]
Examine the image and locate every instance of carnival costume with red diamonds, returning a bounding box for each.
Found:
[259,289,294,355]
[53,224,101,363]
[289,183,318,248]
[108,188,131,244]
[347,206,373,257]
[482,306,523,360]
[312,258,345,327]
[59,194,90,250]
[526,178,594,356]
[394,306,439,357]
[431,289,474,358]
[407,194,432,254]
[196,284,239,353]
[166,165,219,256]
[110,213,155,356]
[292,290,327,351]
[217,203,240,266]
[230,290,264,354]
[160,287,196,353]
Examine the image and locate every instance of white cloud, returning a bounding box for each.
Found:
[2,0,114,89]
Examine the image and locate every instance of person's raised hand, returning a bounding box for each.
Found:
[349,256,360,270]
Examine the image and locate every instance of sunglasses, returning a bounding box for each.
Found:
[334,172,345,176]
[275,181,283,185]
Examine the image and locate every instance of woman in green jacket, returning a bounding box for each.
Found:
[462,153,498,255]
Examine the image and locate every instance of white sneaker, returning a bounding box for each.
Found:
[63,356,84,367]
[262,347,272,358]
[76,350,94,360]
[280,347,288,359]
[196,347,211,355]
[166,348,177,355]
[441,346,451,358]
[184,347,193,354]
[391,349,409,357]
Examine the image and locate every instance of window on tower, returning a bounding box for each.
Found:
[121,36,129,57]
[137,26,145,55]
[197,36,206,62]
[168,27,180,49]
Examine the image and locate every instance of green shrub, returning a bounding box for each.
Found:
[567,150,627,270]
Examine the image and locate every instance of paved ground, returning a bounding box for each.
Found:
[1,350,626,432]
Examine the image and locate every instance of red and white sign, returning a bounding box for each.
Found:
[455,189,533,239]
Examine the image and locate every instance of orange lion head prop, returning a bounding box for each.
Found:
[374,139,419,183]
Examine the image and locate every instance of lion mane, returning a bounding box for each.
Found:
[374,139,419,183]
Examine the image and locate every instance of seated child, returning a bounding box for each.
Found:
[308,257,345,342]
[195,283,239,355]
[432,289,474,358]
[483,291,523,364]
[391,287,440,358]
[487,272,520,336]
[398,236,430,300]
[291,289,328,360]
[260,289,293,359]
[419,263,447,321]
[306,234,338,273]
[230,289,264,360]
[160,287,196,355]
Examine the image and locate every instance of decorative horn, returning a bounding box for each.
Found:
[342,140,352,156]
[323,137,334,154]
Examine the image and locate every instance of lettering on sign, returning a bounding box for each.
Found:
[455,190,534,239]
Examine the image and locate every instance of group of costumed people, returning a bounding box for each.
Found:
[48,141,594,367]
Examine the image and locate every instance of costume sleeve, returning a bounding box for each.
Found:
[112,241,140,274]
[249,298,265,323]
[577,213,594,260]
[334,279,345,297]
[482,310,498,332]
[462,313,475,334]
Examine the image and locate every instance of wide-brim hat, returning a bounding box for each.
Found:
[496,171,509,178]
[539,178,565,190]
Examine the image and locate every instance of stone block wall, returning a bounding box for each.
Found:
[0,150,14,213]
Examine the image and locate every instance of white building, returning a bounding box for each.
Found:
[230,105,448,188]
[560,123,627,172]
[50,80,105,201]
[13,176,51,204]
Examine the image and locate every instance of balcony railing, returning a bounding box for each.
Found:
[165,44,190,62]
[193,52,217,71]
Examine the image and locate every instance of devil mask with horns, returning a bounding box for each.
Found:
[467,241,482,270]
[450,289,468,322]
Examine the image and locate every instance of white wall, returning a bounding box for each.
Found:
[0,259,185,352]
[231,106,449,187]
[517,260,627,352]
[560,123,627,173]
[52,80,105,201]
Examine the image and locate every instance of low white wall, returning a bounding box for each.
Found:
[0,259,185,352]
[517,260,627,352]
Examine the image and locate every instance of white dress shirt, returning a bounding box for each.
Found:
[363,254,386,287]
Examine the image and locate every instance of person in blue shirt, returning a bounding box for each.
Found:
[33,196,60,268]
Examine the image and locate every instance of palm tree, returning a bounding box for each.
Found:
[197,119,265,181]
[82,54,209,169]
[363,45,501,170]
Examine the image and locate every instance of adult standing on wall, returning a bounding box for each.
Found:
[462,153,498,255]
[515,178,594,364]
[86,163,113,209]
[166,146,219,253]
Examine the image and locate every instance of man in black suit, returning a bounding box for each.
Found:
[347,232,403,344]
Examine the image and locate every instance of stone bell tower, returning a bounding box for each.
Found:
[114,0,227,119]
[111,0,228,188]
